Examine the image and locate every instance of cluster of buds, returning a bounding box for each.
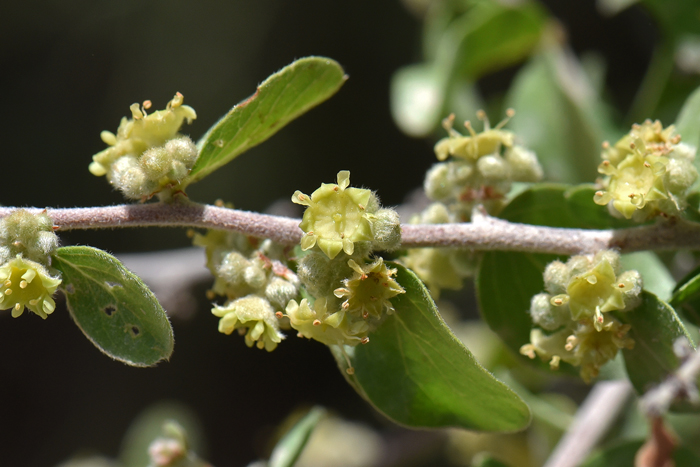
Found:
[402,110,542,297]
[288,171,405,348]
[594,120,698,221]
[428,110,543,221]
[520,250,641,382]
[193,229,298,351]
[0,210,61,319]
[89,93,198,200]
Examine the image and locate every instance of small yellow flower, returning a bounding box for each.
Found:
[285,297,370,347]
[212,295,284,351]
[0,255,61,319]
[334,258,404,319]
[434,110,516,162]
[595,121,698,220]
[594,147,669,219]
[292,171,374,259]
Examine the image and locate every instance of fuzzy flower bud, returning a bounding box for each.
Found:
[212,295,284,351]
[333,258,404,320]
[0,210,59,265]
[0,255,61,319]
[292,171,397,260]
[90,93,198,200]
[285,297,370,347]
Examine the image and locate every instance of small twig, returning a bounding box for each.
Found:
[640,338,700,417]
[543,380,633,467]
[2,204,700,256]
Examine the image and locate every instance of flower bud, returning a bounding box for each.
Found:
[371,209,401,251]
[0,210,59,266]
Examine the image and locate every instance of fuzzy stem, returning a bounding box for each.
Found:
[4,203,700,255]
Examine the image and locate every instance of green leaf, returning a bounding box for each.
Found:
[615,291,693,396]
[582,439,700,467]
[477,250,558,355]
[675,85,700,153]
[268,407,326,467]
[52,246,174,367]
[332,263,530,432]
[452,1,547,79]
[506,48,618,184]
[670,263,700,327]
[184,57,346,186]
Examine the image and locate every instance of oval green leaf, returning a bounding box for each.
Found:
[614,291,693,396]
[268,407,326,467]
[332,263,531,432]
[184,57,346,186]
[52,246,174,367]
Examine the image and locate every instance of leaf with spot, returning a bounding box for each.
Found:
[183,56,346,187]
[52,246,174,367]
[331,263,531,432]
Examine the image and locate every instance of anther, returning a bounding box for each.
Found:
[19,280,27,289]
[275,312,284,319]
[361,337,370,344]
[14,303,21,311]
[362,311,369,319]
[142,100,152,109]
[4,280,11,287]
[4,289,12,295]
[313,319,321,326]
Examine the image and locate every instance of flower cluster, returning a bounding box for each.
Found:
[0,210,61,319]
[89,93,198,200]
[193,229,297,351]
[520,250,641,382]
[428,110,543,221]
[288,171,405,348]
[402,110,542,297]
[594,120,698,221]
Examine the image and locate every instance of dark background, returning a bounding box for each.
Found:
[0,1,670,466]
